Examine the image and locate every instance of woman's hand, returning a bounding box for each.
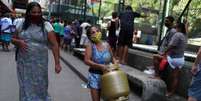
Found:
[101,65,109,73]
[18,40,28,53]
[191,64,199,76]
[114,59,120,64]
[55,64,62,74]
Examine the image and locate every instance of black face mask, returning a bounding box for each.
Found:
[165,22,170,27]
[31,15,42,24]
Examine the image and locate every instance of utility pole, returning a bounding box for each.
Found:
[157,0,168,50]
[57,0,61,18]
[84,0,87,21]
[98,0,102,21]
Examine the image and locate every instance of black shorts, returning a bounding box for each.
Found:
[117,29,133,47]
[107,36,117,49]
[60,35,64,38]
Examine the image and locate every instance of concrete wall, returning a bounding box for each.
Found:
[127,49,193,98]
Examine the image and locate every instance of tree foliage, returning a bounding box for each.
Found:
[91,0,201,37]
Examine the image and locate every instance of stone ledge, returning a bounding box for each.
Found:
[60,50,88,82]
[128,49,192,98]
[120,64,167,101]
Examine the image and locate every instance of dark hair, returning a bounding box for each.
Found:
[23,2,44,30]
[125,5,133,12]
[166,16,174,23]
[86,25,100,43]
[55,18,59,23]
[86,26,92,40]
[112,12,118,19]
[176,23,186,34]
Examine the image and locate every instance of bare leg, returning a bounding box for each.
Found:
[188,96,197,101]
[90,89,100,101]
[118,46,124,63]
[2,42,5,51]
[115,46,120,60]
[111,48,116,58]
[166,68,180,96]
[153,54,163,77]
[121,45,128,64]
[5,42,9,51]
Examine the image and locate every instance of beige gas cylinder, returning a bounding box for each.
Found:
[101,64,130,101]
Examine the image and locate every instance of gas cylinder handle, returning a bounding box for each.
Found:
[108,63,120,71]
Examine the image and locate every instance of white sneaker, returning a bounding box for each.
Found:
[144,69,155,75]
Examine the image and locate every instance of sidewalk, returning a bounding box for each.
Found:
[0,48,91,101]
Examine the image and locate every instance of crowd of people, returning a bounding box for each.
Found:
[49,18,91,52]
[0,11,15,51]
[1,1,201,101]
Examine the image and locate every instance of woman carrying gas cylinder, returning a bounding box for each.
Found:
[84,25,117,101]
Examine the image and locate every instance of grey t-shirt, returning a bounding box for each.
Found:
[159,28,176,54]
[168,32,187,58]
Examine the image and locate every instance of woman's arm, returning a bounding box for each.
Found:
[12,32,28,52]
[48,31,61,73]
[84,44,107,72]
[191,47,201,75]
[164,45,175,56]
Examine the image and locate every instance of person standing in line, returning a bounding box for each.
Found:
[59,20,65,46]
[152,16,176,78]
[75,20,82,48]
[80,19,91,47]
[53,18,61,46]
[117,5,146,64]
[84,26,117,101]
[12,2,61,101]
[136,29,141,43]
[164,22,187,96]
[188,49,201,101]
[62,21,73,51]
[0,5,2,46]
[107,12,119,58]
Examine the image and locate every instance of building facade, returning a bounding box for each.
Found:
[0,0,13,13]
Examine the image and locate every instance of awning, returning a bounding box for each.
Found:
[0,1,12,14]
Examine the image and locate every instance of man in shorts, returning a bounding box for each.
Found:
[117,5,146,64]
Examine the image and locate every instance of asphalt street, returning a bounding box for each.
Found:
[0,48,90,101]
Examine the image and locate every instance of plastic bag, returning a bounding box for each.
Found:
[159,57,168,71]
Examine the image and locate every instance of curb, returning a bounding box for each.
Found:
[60,56,87,82]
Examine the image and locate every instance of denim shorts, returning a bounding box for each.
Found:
[167,56,184,69]
[87,72,101,90]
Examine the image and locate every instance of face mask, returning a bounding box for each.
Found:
[90,32,102,43]
[31,15,41,24]
[165,22,170,27]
